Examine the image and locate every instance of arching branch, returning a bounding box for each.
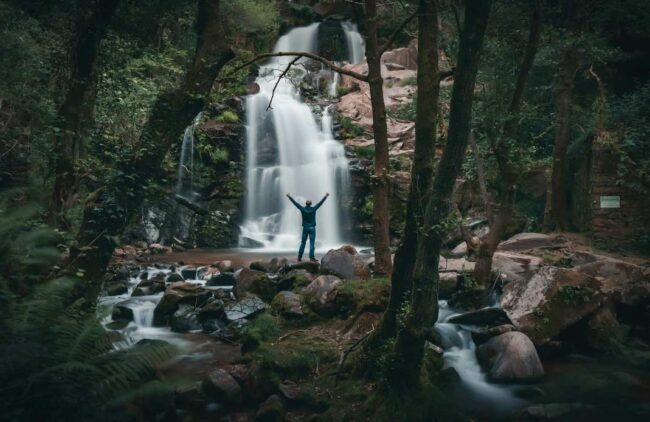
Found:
[223,52,369,82]
[266,56,301,110]
[378,8,418,55]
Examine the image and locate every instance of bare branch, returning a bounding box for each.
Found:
[379,8,418,55]
[266,56,301,110]
[223,52,369,82]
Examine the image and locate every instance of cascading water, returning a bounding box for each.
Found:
[239,22,365,250]
[176,113,202,202]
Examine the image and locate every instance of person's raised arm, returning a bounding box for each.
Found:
[286,193,303,210]
[314,192,330,210]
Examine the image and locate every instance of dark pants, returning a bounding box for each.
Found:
[298,226,316,260]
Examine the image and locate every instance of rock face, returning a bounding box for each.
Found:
[476,331,544,382]
[302,275,346,316]
[271,291,304,318]
[573,257,650,307]
[234,268,275,302]
[320,245,370,280]
[153,283,212,326]
[492,252,543,284]
[501,267,604,345]
[498,232,553,252]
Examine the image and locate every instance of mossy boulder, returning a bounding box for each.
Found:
[153,283,212,326]
[235,268,276,302]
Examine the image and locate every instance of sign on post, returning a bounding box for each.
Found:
[600,195,620,209]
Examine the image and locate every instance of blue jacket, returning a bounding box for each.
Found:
[288,195,328,228]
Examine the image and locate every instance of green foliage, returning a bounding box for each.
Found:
[222,0,279,49]
[559,285,593,305]
[215,110,239,123]
[389,96,417,121]
[338,115,365,138]
[399,76,417,87]
[241,311,281,351]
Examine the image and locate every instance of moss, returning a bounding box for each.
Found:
[215,110,239,123]
[559,285,593,305]
[399,76,417,87]
[338,115,365,139]
[240,312,281,352]
[336,278,390,313]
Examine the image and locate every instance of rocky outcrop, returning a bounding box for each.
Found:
[492,252,543,284]
[498,232,553,252]
[476,331,544,382]
[573,257,650,307]
[501,267,604,345]
[320,245,370,280]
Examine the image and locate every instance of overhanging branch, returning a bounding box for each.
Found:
[379,8,418,55]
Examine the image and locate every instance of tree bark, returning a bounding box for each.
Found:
[474,1,541,285]
[390,0,491,389]
[51,0,120,226]
[544,47,579,232]
[364,0,392,276]
[69,0,234,304]
[364,0,439,356]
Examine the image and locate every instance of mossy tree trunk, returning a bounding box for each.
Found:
[364,0,392,276]
[51,0,120,227]
[389,0,492,389]
[363,0,439,357]
[70,0,234,304]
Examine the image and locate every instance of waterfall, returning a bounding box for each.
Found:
[342,21,365,64]
[240,22,365,250]
[176,113,202,201]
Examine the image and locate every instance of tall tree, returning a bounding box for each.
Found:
[363,0,439,355]
[51,0,120,226]
[390,0,492,388]
[364,0,392,275]
[473,1,542,285]
[69,0,234,303]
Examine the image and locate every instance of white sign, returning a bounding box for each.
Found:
[600,196,620,209]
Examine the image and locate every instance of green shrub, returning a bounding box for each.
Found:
[215,110,239,123]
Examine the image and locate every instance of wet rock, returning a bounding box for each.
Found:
[224,294,267,321]
[216,260,235,273]
[240,236,264,248]
[448,286,489,311]
[198,298,226,321]
[448,307,511,327]
[170,303,202,333]
[181,266,206,281]
[106,282,128,296]
[202,318,228,335]
[251,257,289,274]
[501,266,604,345]
[476,331,544,382]
[255,394,285,422]
[235,268,276,302]
[149,243,172,254]
[302,275,350,316]
[440,367,461,384]
[320,245,370,280]
[275,269,315,290]
[111,301,135,321]
[471,324,517,345]
[206,272,236,286]
[498,232,552,252]
[492,251,543,284]
[271,291,304,318]
[202,368,242,406]
[166,272,184,283]
[153,283,212,326]
[131,278,165,296]
[288,260,320,274]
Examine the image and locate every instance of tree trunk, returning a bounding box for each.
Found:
[544,47,579,232]
[51,0,120,226]
[473,1,541,285]
[364,0,439,356]
[390,0,491,389]
[364,0,392,275]
[69,0,234,304]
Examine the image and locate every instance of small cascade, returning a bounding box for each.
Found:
[342,21,365,64]
[435,300,525,416]
[239,22,365,251]
[175,113,202,202]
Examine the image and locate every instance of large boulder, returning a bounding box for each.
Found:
[271,291,304,318]
[500,267,604,345]
[320,245,370,280]
[439,257,475,273]
[439,272,460,299]
[170,303,202,333]
[448,307,511,327]
[153,283,212,326]
[302,275,348,316]
[498,232,553,252]
[287,260,320,274]
[131,278,165,297]
[476,331,544,382]
[234,268,276,302]
[250,257,289,274]
[573,257,650,308]
[276,269,315,290]
[202,368,242,406]
[492,252,543,284]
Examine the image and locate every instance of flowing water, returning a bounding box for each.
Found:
[436,300,526,417]
[176,113,202,202]
[239,22,365,251]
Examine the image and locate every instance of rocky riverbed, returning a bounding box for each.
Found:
[99,235,650,420]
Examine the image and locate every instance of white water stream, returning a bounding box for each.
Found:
[239,22,365,251]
